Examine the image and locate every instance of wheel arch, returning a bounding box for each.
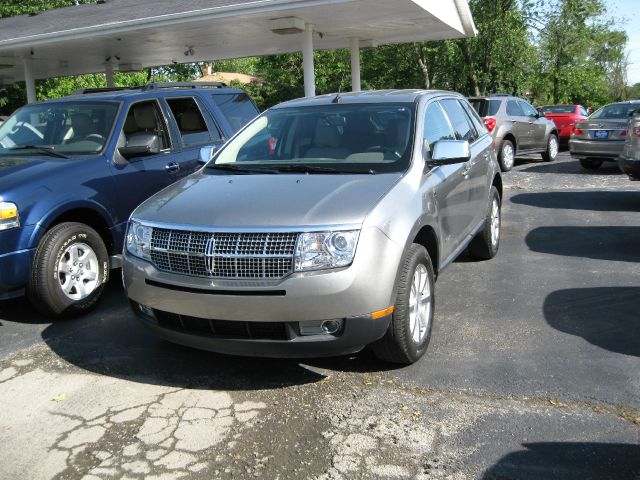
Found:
[412,225,440,276]
[34,203,116,256]
[492,173,503,200]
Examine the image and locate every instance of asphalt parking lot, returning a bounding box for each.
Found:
[0,151,638,480]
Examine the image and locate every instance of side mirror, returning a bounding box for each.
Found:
[198,145,219,165]
[536,111,545,118]
[118,133,160,160]
[427,140,470,166]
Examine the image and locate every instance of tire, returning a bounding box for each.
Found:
[498,139,515,172]
[28,222,109,318]
[580,158,603,170]
[371,244,435,365]
[542,134,558,162]
[469,187,501,260]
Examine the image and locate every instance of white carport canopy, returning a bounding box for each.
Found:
[0,0,476,103]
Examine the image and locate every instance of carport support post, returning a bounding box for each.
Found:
[105,60,115,88]
[23,56,36,104]
[350,38,361,92]
[303,23,315,97]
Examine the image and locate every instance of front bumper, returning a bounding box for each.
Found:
[123,226,402,357]
[131,303,391,358]
[569,138,625,160]
[617,156,640,180]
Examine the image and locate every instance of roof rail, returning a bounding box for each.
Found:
[141,82,227,91]
[70,86,140,95]
[488,93,512,97]
[69,82,229,96]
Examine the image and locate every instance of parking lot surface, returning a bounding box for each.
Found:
[1,152,638,480]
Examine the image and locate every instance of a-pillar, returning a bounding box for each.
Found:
[302,23,315,97]
[105,60,115,88]
[23,55,36,104]
[350,38,361,92]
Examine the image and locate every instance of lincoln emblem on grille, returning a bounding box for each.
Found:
[204,236,216,275]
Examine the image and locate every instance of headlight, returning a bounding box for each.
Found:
[294,230,359,272]
[126,220,152,260]
[0,202,20,231]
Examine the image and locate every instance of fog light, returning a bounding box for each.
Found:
[321,319,343,334]
[138,303,155,318]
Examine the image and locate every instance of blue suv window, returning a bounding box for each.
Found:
[211,93,259,131]
[166,97,219,147]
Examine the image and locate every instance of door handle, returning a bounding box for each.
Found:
[165,162,180,173]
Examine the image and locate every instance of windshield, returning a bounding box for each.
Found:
[0,101,119,156]
[211,103,415,174]
[541,105,576,114]
[589,103,639,120]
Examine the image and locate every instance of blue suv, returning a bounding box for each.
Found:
[0,82,259,317]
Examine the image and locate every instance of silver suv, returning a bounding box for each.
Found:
[468,94,559,171]
[123,90,503,364]
[618,107,640,180]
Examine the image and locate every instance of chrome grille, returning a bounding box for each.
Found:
[150,228,298,279]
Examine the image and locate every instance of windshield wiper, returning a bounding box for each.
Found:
[274,165,341,174]
[208,163,279,174]
[275,165,376,175]
[8,146,70,159]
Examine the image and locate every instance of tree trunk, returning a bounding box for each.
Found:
[459,40,480,96]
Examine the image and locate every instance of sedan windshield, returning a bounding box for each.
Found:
[589,103,640,120]
[211,103,415,174]
[0,101,119,156]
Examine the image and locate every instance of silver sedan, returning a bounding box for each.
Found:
[569,100,640,170]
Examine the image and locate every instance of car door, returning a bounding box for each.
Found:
[506,99,530,150]
[519,100,546,149]
[459,98,493,227]
[162,95,226,175]
[422,100,470,261]
[109,99,182,224]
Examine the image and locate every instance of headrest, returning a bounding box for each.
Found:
[180,110,205,132]
[133,104,157,130]
[70,113,93,137]
[314,120,341,148]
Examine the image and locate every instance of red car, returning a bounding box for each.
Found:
[538,104,589,143]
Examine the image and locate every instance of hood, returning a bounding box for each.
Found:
[134,170,403,228]
[0,156,70,191]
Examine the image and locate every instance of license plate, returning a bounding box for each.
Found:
[594,130,609,139]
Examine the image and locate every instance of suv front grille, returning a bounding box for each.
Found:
[149,228,298,279]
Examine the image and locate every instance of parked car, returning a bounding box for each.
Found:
[538,104,588,145]
[0,82,259,316]
[123,89,503,365]
[468,94,559,172]
[570,100,640,170]
[618,107,640,180]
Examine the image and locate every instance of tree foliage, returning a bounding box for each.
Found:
[0,0,633,114]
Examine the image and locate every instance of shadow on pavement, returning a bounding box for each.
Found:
[511,191,640,212]
[525,226,640,262]
[518,160,623,175]
[482,442,640,480]
[543,287,640,357]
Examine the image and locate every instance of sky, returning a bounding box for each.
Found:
[606,0,640,85]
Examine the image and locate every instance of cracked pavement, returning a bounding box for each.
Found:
[1,152,639,479]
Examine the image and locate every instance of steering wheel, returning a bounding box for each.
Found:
[365,145,402,159]
[85,134,105,143]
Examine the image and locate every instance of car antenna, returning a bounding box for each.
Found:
[332,93,342,104]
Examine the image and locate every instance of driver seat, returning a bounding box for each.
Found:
[304,120,350,159]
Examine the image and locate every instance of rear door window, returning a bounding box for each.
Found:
[440,98,478,143]
[506,100,524,116]
[211,93,259,132]
[166,97,220,147]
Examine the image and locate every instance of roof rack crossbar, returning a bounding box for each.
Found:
[141,82,227,91]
